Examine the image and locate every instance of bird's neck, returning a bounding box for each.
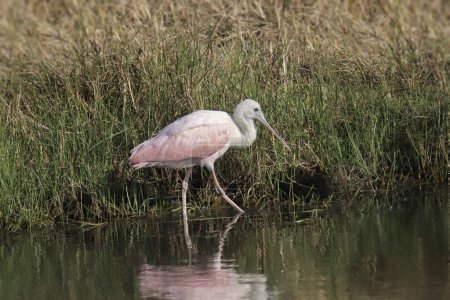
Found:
[232,111,257,148]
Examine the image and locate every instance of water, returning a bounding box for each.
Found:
[1,192,448,299]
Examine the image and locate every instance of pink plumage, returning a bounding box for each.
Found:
[129,110,238,169]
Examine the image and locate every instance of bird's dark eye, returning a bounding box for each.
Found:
[254,108,259,112]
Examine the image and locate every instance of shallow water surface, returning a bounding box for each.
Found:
[1,192,449,299]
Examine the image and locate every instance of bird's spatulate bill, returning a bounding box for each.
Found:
[257,115,291,151]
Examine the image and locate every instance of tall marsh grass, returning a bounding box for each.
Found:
[0,0,448,229]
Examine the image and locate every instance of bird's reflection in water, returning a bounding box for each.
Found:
[138,213,275,299]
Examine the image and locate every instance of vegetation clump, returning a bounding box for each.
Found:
[0,0,448,229]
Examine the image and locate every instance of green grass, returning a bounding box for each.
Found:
[0,0,448,229]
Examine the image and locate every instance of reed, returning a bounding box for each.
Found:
[0,0,448,229]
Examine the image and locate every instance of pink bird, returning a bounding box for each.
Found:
[129,99,290,215]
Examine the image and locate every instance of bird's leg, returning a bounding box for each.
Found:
[182,167,193,249]
[211,170,245,213]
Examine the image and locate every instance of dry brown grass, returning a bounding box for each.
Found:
[1,0,448,87]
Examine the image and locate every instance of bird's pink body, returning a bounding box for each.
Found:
[129,110,242,170]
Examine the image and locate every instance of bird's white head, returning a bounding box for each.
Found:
[234,99,264,120]
[234,99,291,151]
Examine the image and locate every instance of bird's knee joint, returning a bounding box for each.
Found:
[182,181,189,190]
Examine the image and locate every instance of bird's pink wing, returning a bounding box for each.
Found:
[129,111,236,165]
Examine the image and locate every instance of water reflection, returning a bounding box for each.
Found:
[0,191,448,299]
[138,213,275,299]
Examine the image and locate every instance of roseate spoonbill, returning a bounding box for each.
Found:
[129,99,290,216]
